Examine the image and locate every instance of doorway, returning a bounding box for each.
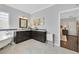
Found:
[59,8,79,52]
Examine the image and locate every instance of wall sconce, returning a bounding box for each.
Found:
[19,16,28,19]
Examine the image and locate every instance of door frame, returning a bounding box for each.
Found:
[58,7,79,47]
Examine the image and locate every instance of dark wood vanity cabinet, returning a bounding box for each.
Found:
[31,31,46,43]
[14,30,46,44]
[14,31,31,44]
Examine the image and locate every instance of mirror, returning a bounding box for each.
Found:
[19,16,28,28]
[29,17,45,29]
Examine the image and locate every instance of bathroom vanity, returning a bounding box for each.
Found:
[14,30,47,44]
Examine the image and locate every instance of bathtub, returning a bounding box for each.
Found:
[0,31,14,48]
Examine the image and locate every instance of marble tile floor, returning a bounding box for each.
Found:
[0,39,77,54]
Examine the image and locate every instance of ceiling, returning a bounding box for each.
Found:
[61,9,79,19]
[6,4,54,14]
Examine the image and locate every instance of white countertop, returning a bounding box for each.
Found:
[16,29,47,32]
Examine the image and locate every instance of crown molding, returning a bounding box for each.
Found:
[31,4,55,14]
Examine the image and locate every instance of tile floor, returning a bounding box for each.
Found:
[0,39,77,54]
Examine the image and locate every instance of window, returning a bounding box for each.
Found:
[0,12,9,29]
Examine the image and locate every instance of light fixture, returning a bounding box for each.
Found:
[19,16,28,19]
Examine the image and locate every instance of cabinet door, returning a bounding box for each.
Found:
[32,31,46,43]
[37,32,46,43]
[14,32,22,43]
[67,35,78,52]
[14,31,31,44]
[24,31,31,39]
[31,31,37,39]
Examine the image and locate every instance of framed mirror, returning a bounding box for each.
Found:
[19,17,28,28]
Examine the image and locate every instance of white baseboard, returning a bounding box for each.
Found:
[46,40,60,47]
